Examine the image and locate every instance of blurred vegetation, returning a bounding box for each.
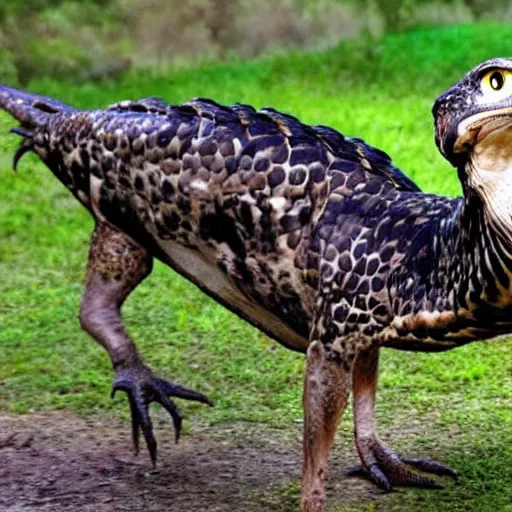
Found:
[0,0,511,85]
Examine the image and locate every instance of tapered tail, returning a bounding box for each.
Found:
[0,85,72,127]
[0,85,75,170]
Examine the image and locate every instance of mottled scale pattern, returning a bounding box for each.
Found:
[31,96,419,349]
[4,84,512,361]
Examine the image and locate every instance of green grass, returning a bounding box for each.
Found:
[1,22,512,511]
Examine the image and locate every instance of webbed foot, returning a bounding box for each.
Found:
[347,436,457,491]
[111,363,213,465]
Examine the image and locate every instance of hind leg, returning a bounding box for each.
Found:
[347,347,457,490]
[79,223,212,464]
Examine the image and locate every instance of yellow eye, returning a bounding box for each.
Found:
[489,71,505,90]
[481,69,512,100]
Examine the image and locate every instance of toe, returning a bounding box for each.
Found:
[345,465,367,478]
[155,378,214,406]
[110,365,212,465]
[368,463,393,491]
[401,457,458,479]
[127,394,141,454]
[391,466,444,489]
[133,391,157,466]
[346,464,392,491]
[111,375,158,465]
[155,390,183,443]
[352,436,448,490]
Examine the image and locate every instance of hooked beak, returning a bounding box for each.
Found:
[454,106,512,156]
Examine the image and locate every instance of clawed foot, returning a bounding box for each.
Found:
[111,363,213,465]
[347,436,458,491]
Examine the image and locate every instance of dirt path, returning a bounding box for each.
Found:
[0,412,389,511]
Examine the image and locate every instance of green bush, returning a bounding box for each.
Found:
[1,0,511,84]
[0,46,18,85]
[2,2,131,84]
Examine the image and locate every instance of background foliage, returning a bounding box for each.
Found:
[1,2,512,510]
[1,0,512,84]
[1,18,512,511]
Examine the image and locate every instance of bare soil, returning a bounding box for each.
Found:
[0,412,392,512]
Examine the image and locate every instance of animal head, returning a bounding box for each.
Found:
[434,58,512,237]
[434,58,512,166]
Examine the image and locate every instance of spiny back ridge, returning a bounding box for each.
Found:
[106,95,418,192]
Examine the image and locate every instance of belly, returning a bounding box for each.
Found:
[154,235,311,353]
[89,173,313,351]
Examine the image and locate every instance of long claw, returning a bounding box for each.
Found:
[127,394,141,455]
[110,365,212,465]
[368,463,393,491]
[346,464,392,491]
[156,390,183,443]
[10,126,35,171]
[345,465,366,477]
[12,142,34,171]
[10,127,34,137]
[349,437,454,490]
[111,378,157,464]
[400,472,444,489]
[401,457,458,479]
[155,378,214,406]
[132,389,157,466]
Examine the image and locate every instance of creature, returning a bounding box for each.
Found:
[1,57,512,511]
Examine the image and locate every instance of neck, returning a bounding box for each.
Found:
[449,187,512,314]
[457,148,512,307]
[390,159,512,345]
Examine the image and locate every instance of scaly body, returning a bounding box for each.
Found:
[2,57,512,511]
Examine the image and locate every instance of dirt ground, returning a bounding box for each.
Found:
[0,411,392,512]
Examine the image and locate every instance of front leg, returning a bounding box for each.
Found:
[302,339,353,512]
[79,223,212,464]
[349,347,457,490]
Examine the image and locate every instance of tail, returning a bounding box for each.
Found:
[0,85,74,170]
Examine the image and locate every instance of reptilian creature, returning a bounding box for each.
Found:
[2,57,512,511]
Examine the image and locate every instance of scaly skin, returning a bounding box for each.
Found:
[2,57,512,510]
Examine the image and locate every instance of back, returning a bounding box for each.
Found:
[40,98,420,349]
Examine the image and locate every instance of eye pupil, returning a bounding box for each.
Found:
[490,71,505,90]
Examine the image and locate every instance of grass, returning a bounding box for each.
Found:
[1,22,512,511]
